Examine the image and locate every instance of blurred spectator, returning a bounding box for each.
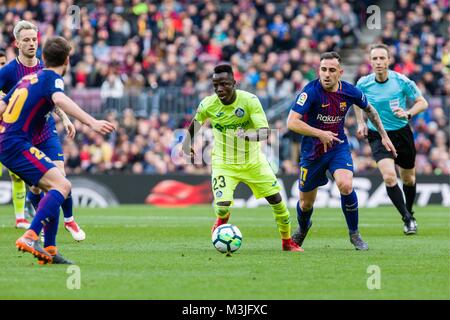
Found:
[0,0,445,175]
[101,71,124,101]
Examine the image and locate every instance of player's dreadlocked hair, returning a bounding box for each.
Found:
[214,64,234,78]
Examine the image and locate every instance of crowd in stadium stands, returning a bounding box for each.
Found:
[0,0,448,176]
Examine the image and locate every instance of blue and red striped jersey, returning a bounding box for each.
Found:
[290,79,368,160]
[0,70,64,147]
[0,58,55,145]
[0,58,44,93]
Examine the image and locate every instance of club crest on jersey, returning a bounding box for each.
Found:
[297,92,307,106]
[340,101,347,111]
[234,108,245,118]
[216,191,223,198]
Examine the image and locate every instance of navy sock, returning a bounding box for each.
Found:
[341,190,359,233]
[296,201,313,232]
[61,192,73,219]
[43,210,60,248]
[27,190,43,210]
[29,190,65,236]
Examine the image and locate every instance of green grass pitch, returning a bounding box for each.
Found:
[0,205,448,299]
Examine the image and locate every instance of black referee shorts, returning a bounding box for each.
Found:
[367,124,416,169]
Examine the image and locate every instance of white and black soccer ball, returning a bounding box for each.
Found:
[211,224,242,253]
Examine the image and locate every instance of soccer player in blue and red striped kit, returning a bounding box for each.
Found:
[287,52,397,250]
[0,36,115,264]
[0,20,85,241]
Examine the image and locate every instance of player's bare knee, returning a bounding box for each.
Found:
[29,185,41,194]
[402,175,415,186]
[58,178,71,198]
[300,200,313,212]
[337,181,353,195]
[383,174,397,186]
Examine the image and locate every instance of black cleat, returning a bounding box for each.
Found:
[349,231,369,250]
[38,253,74,265]
[292,221,312,247]
[50,253,74,265]
[38,247,74,265]
[403,218,417,235]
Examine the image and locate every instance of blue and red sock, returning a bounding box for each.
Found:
[296,201,313,232]
[61,192,73,220]
[29,190,65,236]
[43,210,60,248]
[341,189,359,233]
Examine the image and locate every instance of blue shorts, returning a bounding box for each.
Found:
[299,144,354,192]
[35,135,64,162]
[0,141,56,187]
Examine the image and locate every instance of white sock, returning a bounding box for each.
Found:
[64,216,74,223]
[15,213,25,220]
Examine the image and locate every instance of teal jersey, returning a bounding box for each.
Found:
[356,70,422,131]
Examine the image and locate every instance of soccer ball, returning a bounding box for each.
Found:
[211,224,242,254]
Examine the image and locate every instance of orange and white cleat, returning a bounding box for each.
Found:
[64,220,86,241]
[282,238,304,252]
[16,230,53,264]
[15,218,31,229]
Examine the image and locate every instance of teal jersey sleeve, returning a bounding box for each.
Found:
[398,74,422,101]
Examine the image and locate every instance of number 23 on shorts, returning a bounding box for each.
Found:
[213,175,226,190]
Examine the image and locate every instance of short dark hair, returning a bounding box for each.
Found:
[369,43,390,57]
[213,64,234,77]
[0,50,6,57]
[43,36,71,67]
[320,51,341,63]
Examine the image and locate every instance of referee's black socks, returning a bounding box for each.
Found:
[386,184,412,222]
[403,184,417,215]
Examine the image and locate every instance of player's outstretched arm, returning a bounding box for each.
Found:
[354,105,368,138]
[52,92,115,135]
[181,118,202,157]
[363,104,397,157]
[54,106,76,139]
[287,110,343,152]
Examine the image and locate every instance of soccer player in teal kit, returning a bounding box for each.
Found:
[355,44,428,235]
[287,52,397,250]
